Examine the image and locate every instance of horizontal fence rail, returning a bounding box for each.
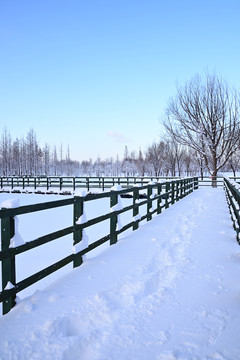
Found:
[0,177,198,315]
[0,175,239,193]
[224,177,240,243]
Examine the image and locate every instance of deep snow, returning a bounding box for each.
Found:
[0,188,240,360]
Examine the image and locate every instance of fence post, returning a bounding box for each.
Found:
[184,179,187,196]
[73,196,83,268]
[102,177,105,192]
[194,177,199,190]
[147,184,153,221]
[190,178,193,192]
[181,179,184,196]
[86,177,90,192]
[1,211,16,314]
[176,180,179,201]
[165,182,170,209]
[133,187,139,230]
[171,181,175,205]
[157,183,162,214]
[110,191,118,245]
[179,179,183,199]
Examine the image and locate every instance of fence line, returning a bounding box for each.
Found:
[0,177,198,315]
[224,177,240,243]
[0,175,239,193]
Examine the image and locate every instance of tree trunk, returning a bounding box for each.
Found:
[212,169,218,188]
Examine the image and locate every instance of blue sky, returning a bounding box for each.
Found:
[1,0,240,161]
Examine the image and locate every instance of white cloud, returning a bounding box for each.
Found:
[107,131,130,143]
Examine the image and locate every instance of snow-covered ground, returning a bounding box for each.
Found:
[0,188,240,360]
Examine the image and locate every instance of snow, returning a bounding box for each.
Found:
[0,198,25,248]
[73,230,89,254]
[133,214,141,222]
[0,188,240,359]
[74,189,88,197]
[111,184,122,191]
[9,217,25,248]
[148,180,156,185]
[1,198,20,209]
[4,281,15,290]
[76,211,88,225]
[116,215,123,231]
[110,195,123,212]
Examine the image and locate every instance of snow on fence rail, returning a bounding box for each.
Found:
[0,176,239,193]
[224,177,240,243]
[0,177,198,315]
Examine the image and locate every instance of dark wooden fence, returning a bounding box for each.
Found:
[224,178,240,243]
[0,177,198,315]
[0,175,239,193]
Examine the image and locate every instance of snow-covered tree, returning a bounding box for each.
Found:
[163,73,240,185]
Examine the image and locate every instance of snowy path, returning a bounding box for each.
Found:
[0,188,240,360]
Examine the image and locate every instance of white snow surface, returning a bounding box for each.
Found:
[0,188,240,359]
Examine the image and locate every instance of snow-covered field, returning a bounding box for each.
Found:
[0,188,240,359]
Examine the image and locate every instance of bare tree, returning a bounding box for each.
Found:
[122,145,131,176]
[163,73,240,185]
[136,148,146,176]
[12,138,20,175]
[0,128,11,175]
[227,150,240,178]
[146,141,167,176]
[26,128,38,176]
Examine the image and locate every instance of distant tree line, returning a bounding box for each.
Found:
[0,126,239,178]
[0,128,80,177]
